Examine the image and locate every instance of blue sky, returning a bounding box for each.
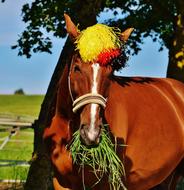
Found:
[0,1,168,94]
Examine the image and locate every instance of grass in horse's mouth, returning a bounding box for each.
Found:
[68,125,127,190]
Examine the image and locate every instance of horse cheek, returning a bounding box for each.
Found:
[60,147,73,175]
[51,145,72,175]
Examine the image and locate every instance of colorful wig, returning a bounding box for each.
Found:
[75,24,128,70]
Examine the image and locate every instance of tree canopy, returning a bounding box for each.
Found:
[1,0,181,58]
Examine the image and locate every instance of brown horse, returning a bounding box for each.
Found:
[43,14,184,190]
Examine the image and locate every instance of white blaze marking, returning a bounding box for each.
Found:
[91,63,99,94]
[88,63,100,140]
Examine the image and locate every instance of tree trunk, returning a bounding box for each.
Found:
[24,1,103,189]
[24,38,74,190]
[167,0,184,82]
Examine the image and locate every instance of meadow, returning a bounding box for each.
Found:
[0,95,44,187]
[0,95,44,118]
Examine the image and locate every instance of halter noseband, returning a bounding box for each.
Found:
[72,93,107,113]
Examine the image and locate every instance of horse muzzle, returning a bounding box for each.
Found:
[72,93,106,146]
[80,123,102,146]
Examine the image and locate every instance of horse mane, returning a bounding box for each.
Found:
[111,75,155,87]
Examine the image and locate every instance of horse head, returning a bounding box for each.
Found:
[65,14,133,146]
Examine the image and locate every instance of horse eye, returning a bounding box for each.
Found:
[74,65,81,73]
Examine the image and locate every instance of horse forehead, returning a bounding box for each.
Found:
[81,63,102,77]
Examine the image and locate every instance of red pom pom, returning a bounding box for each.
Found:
[97,49,121,66]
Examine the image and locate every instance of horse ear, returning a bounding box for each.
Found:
[120,28,134,42]
[64,13,79,40]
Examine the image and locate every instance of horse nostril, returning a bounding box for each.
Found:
[80,124,85,130]
[80,124,87,138]
[80,124,86,134]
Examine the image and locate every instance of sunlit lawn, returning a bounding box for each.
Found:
[0,94,43,181]
[0,95,44,118]
[0,130,33,180]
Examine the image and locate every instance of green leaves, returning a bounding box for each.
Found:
[12,29,52,58]
[105,0,177,54]
[12,0,69,57]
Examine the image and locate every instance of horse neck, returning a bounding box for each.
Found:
[104,77,129,139]
[56,64,73,119]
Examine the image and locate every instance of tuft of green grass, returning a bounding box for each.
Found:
[69,126,127,190]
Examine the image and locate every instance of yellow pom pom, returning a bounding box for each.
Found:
[75,24,121,62]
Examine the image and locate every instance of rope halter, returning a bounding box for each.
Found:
[72,93,107,113]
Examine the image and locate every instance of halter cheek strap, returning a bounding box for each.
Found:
[72,93,107,113]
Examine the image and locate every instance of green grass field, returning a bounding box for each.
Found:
[0,131,33,180]
[0,95,44,119]
[0,95,44,181]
